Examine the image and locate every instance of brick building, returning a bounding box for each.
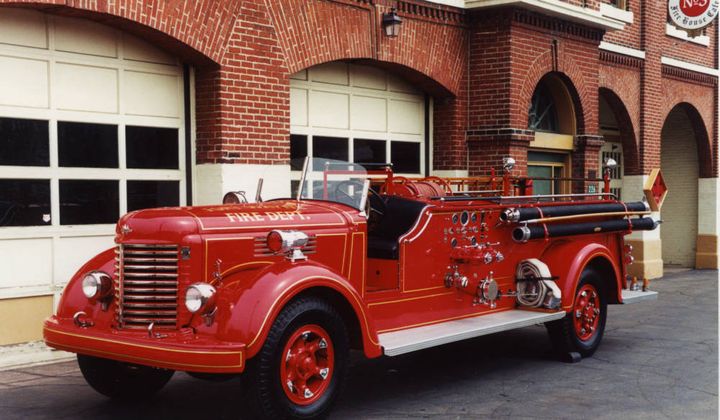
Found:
[0,0,717,346]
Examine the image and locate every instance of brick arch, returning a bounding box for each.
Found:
[662,103,713,178]
[264,0,464,97]
[0,1,239,64]
[599,88,640,176]
[518,53,594,135]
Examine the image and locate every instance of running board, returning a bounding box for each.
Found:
[621,289,658,304]
[379,310,566,357]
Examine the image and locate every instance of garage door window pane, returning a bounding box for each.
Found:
[312,136,348,170]
[391,141,420,174]
[354,139,386,165]
[127,181,180,211]
[58,122,118,168]
[60,180,118,225]
[0,179,50,227]
[0,118,49,167]
[126,126,179,169]
[290,134,307,171]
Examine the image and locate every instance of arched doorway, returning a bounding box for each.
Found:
[0,7,188,344]
[660,104,703,267]
[527,73,578,195]
[289,61,428,195]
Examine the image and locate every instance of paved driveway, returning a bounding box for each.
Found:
[0,269,717,419]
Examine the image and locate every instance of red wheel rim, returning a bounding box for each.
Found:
[573,284,601,341]
[280,324,334,406]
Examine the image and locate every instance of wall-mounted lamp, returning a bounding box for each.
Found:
[382,8,402,37]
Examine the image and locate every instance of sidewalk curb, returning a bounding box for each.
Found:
[0,341,74,372]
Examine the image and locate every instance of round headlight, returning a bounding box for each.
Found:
[185,283,216,314]
[82,272,112,299]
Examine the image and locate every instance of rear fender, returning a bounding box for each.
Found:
[220,261,381,359]
[540,241,622,310]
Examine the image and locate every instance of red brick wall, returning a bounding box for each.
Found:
[601,0,642,49]
[0,0,717,179]
[663,17,717,68]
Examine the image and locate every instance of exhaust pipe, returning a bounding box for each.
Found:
[512,217,658,243]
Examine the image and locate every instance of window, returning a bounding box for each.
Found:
[58,122,118,168]
[126,126,179,169]
[354,139,386,165]
[290,135,422,175]
[391,141,421,174]
[528,151,568,195]
[528,81,559,132]
[290,134,308,170]
[312,136,349,170]
[127,181,180,211]
[611,0,629,11]
[0,179,50,227]
[0,119,183,228]
[60,180,119,225]
[0,118,49,167]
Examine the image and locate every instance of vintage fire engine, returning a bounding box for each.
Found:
[44,157,662,419]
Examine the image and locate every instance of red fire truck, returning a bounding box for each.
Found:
[44,157,660,419]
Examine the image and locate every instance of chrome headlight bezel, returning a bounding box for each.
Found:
[81,271,112,300]
[185,283,217,314]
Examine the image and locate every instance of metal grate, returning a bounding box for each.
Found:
[115,244,179,329]
[254,235,317,257]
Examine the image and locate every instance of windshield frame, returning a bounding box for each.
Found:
[296,157,374,212]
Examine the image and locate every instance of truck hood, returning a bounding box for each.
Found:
[116,200,352,242]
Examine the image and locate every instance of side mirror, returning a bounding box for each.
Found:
[503,157,516,172]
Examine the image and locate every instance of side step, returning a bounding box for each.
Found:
[379,310,566,357]
[621,289,658,304]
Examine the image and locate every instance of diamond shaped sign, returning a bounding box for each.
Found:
[643,168,667,212]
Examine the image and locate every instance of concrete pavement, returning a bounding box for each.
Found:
[0,269,716,419]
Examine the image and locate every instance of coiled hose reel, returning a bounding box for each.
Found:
[515,259,562,309]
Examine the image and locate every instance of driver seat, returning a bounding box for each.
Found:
[367,196,426,259]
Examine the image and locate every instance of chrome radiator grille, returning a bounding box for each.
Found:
[115,244,179,329]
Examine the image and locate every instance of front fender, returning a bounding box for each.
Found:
[220,260,382,359]
[53,248,117,326]
[541,240,622,310]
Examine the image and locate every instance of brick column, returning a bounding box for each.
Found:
[572,135,604,193]
[467,129,533,176]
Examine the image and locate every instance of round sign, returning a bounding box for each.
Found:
[668,0,720,30]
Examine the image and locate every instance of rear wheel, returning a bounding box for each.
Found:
[77,354,174,399]
[244,297,349,419]
[546,268,607,358]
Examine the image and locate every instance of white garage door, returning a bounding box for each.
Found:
[0,9,186,302]
[289,62,427,193]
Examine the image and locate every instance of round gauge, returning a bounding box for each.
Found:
[470,236,477,246]
[451,238,458,248]
[461,211,470,225]
[471,212,478,223]
[452,214,459,224]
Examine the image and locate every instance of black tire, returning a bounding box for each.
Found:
[77,354,174,399]
[243,296,350,419]
[546,268,607,358]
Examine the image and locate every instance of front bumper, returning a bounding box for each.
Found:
[43,316,246,373]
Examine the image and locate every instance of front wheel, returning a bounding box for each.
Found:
[244,296,349,419]
[77,354,174,399]
[546,268,607,358]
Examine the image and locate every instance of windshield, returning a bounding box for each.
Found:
[297,158,371,211]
